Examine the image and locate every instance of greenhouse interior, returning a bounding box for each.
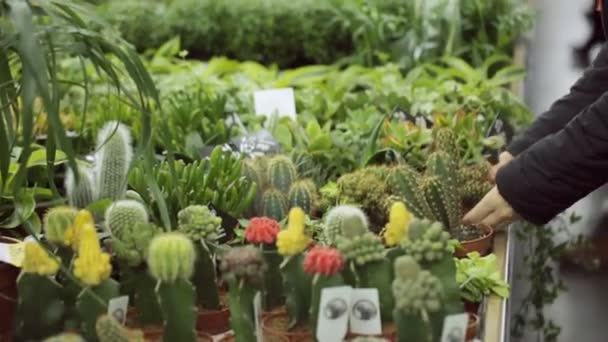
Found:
[1,0,607,341]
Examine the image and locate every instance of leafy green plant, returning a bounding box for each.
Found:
[455,252,510,303]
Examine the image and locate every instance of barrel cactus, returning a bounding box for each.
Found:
[262,188,288,220]
[267,155,297,193]
[105,200,148,236]
[324,205,369,246]
[288,179,316,214]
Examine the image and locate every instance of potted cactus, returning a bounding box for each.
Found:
[243,216,284,311]
[242,155,318,220]
[387,127,494,257]
[325,205,395,338]
[176,205,231,334]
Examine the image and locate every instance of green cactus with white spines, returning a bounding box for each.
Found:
[401,219,457,264]
[65,165,96,208]
[387,165,431,219]
[96,315,144,342]
[177,205,223,242]
[267,155,297,193]
[43,206,78,246]
[110,222,160,267]
[105,200,149,236]
[125,189,144,204]
[262,188,288,220]
[288,179,316,214]
[458,163,492,206]
[433,127,459,159]
[95,121,133,201]
[419,176,461,231]
[337,233,385,266]
[148,232,197,342]
[324,205,369,246]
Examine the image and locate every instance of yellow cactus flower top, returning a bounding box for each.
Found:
[276,207,311,256]
[22,242,60,276]
[73,225,112,286]
[383,202,413,246]
[65,209,94,251]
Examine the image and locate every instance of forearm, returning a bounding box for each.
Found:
[497,92,608,225]
[507,43,608,156]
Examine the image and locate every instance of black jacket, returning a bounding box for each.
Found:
[497,42,608,225]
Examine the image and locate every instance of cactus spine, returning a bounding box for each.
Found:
[65,165,96,208]
[420,176,460,231]
[267,155,297,193]
[105,200,148,236]
[43,206,78,247]
[96,315,144,342]
[95,121,133,201]
[262,188,288,220]
[324,205,369,246]
[288,179,315,214]
[148,233,197,342]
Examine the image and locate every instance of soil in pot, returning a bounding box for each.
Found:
[142,327,214,342]
[0,237,20,336]
[346,322,397,340]
[452,224,494,258]
[219,332,288,342]
[262,312,314,342]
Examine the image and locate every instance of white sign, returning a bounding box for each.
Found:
[0,242,24,268]
[253,88,297,120]
[108,296,129,325]
[440,313,469,342]
[349,288,382,335]
[316,286,352,342]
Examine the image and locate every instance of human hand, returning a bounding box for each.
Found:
[490,152,514,182]
[462,186,518,228]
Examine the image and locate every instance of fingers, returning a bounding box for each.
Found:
[462,191,495,225]
[479,208,514,228]
[489,152,514,183]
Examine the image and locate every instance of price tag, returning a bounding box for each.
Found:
[440,313,469,342]
[254,88,297,120]
[316,286,352,342]
[0,242,25,268]
[349,288,382,336]
[108,296,129,325]
[253,291,263,342]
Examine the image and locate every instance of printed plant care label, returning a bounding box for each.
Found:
[253,88,297,120]
[440,313,469,342]
[108,296,129,325]
[0,242,24,268]
[316,286,353,342]
[349,288,382,335]
[253,291,263,342]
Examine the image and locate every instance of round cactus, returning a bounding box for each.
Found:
[147,232,196,283]
[177,205,223,242]
[220,245,267,286]
[43,206,78,246]
[262,188,288,220]
[288,179,316,214]
[267,155,297,193]
[401,219,457,263]
[337,233,385,266]
[105,200,148,236]
[65,165,95,208]
[392,256,443,313]
[95,121,133,201]
[324,205,369,245]
[110,222,160,266]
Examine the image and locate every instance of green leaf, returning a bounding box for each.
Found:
[85,199,113,217]
[308,135,332,153]
[0,190,35,228]
[305,120,323,139]
[273,123,293,151]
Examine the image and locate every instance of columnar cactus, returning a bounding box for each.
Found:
[148,232,197,342]
[65,165,96,208]
[288,179,316,214]
[245,217,284,310]
[43,206,78,247]
[392,256,444,342]
[433,127,459,158]
[262,188,288,221]
[420,176,460,231]
[220,246,267,342]
[95,121,133,201]
[267,155,297,193]
[303,246,345,337]
[178,205,223,310]
[96,315,144,342]
[324,205,369,246]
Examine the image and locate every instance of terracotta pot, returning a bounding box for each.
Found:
[463,300,481,315]
[466,313,480,341]
[262,312,314,342]
[0,236,20,337]
[142,327,213,342]
[345,322,397,340]
[196,306,231,335]
[455,224,494,258]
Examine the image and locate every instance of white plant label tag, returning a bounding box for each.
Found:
[253,291,263,342]
[316,286,352,342]
[253,88,297,120]
[440,313,469,342]
[349,288,382,335]
[108,296,129,325]
[0,242,24,267]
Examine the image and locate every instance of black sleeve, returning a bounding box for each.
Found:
[507,43,608,156]
[496,91,608,225]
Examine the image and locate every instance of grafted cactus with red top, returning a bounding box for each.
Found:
[303,246,344,276]
[245,217,281,244]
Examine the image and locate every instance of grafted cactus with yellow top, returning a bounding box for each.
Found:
[383,202,413,247]
[65,209,95,251]
[22,242,60,276]
[276,207,311,256]
[73,225,112,286]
